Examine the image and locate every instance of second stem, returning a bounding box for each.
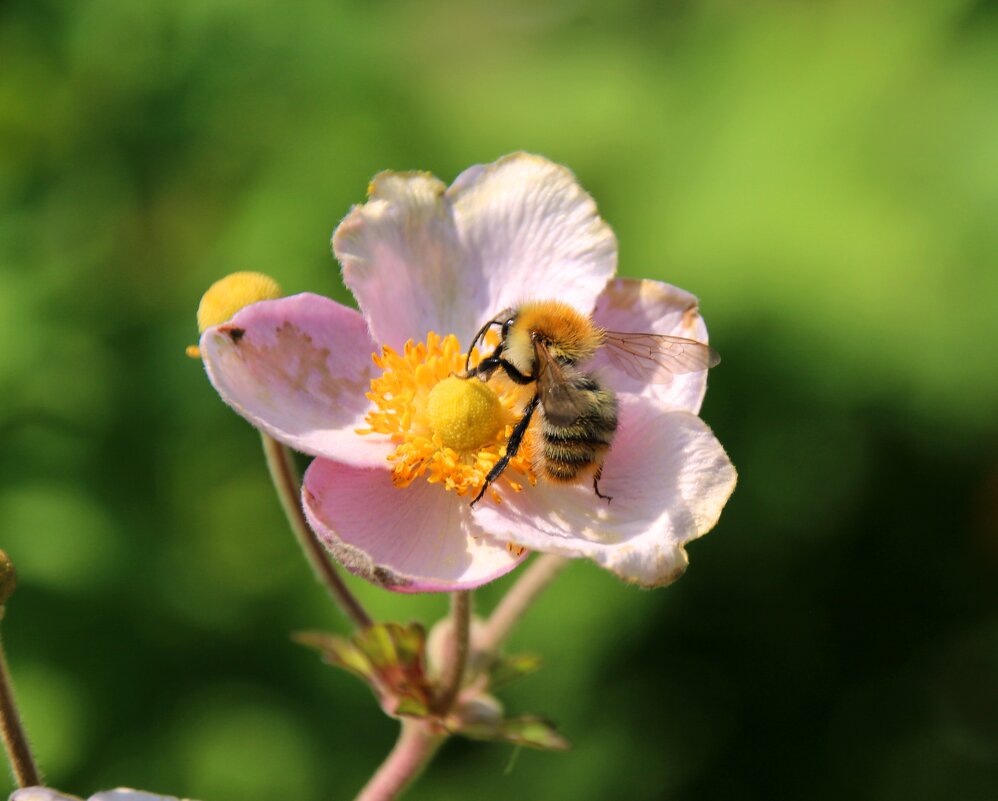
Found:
[434,591,471,714]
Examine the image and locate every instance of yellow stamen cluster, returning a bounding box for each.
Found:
[358,332,536,502]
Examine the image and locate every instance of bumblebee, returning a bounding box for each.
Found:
[465,300,719,505]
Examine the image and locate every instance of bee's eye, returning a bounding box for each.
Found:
[501,319,512,338]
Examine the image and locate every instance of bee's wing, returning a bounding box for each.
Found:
[601,331,720,383]
[535,340,587,426]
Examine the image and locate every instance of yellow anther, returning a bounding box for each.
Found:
[187,271,282,359]
[426,376,503,452]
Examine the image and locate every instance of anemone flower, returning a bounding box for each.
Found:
[9,789,199,801]
[200,153,736,592]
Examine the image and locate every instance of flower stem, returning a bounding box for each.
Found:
[433,591,471,714]
[478,553,568,660]
[354,719,443,801]
[0,612,42,788]
[260,434,372,630]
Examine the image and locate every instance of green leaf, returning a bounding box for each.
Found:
[292,631,375,682]
[458,716,570,751]
[358,623,398,669]
[392,622,426,665]
[490,653,543,691]
[395,696,432,718]
[293,623,435,720]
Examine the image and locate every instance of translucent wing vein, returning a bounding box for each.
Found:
[602,332,719,383]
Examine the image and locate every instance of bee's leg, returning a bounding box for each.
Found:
[470,352,536,385]
[464,318,502,373]
[471,394,540,507]
[469,345,505,380]
[593,464,613,503]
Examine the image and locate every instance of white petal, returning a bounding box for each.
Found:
[448,152,617,326]
[91,792,199,801]
[333,153,616,351]
[472,397,736,587]
[8,791,200,801]
[9,791,80,801]
[201,293,392,467]
[334,171,477,351]
[591,277,711,414]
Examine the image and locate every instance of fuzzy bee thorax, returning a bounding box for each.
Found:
[512,300,603,367]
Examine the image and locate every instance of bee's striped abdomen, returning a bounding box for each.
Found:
[538,377,618,482]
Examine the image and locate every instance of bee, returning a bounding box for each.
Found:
[465,299,719,506]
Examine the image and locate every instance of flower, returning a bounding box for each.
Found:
[200,153,736,591]
[9,789,200,801]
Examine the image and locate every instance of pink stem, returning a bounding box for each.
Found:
[432,591,471,713]
[354,720,443,801]
[0,615,42,787]
[261,434,372,629]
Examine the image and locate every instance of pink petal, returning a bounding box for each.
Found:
[333,153,616,351]
[471,396,736,587]
[591,277,712,414]
[201,293,391,467]
[302,459,526,592]
[10,792,199,801]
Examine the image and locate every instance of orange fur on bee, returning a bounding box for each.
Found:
[512,300,603,364]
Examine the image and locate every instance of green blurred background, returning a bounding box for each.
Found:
[2,0,997,798]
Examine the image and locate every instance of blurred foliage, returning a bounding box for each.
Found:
[1,0,997,799]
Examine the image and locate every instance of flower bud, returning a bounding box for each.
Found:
[187,271,282,358]
[426,614,487,680]
[451,694,504,728]
[0,549,16,605]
